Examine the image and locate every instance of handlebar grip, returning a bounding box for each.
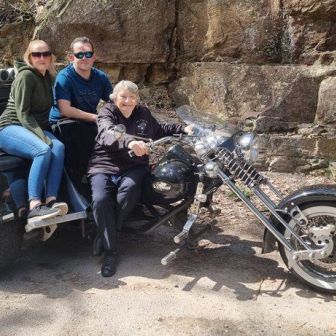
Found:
[174,230,189,244]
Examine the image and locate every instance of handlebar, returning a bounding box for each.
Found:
[128,134,190,157]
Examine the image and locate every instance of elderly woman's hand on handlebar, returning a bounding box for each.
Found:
[184,124,195,135]
[128,140,149,157]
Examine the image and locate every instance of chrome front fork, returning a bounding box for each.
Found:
[217,170,332,263]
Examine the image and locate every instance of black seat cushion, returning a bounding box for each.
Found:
[0,81,29,172]
[0,150,28,172]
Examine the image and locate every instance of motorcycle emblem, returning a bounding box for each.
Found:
[153,181,172,191]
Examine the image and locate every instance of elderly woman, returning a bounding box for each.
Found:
[88,80,192,277]
[0,40,68,223]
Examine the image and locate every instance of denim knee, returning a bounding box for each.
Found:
[92,193,113,209]
[52,139,65,157]
[118,179,138,194]
[35,143,51,158]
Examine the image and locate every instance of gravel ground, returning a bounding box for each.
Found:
[0,172,336,335]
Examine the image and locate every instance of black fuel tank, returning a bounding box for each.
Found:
[143,160,196,205]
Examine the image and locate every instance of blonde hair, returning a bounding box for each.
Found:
[23,40,56,77]
[110,80,139,101]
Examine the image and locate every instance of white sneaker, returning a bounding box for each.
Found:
[46,200,68,216]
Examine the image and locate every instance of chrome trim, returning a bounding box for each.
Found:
[252,187,312,250]
[218,170,331,261]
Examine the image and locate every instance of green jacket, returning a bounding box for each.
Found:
[0,65,54,146]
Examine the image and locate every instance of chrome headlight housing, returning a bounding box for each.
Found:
[236,132,259,163]
[194,133,223,157]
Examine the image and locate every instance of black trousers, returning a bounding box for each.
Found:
[90,166,148,253]
[53,121,97,198]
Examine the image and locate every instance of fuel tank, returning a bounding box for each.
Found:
[143,159,196,206]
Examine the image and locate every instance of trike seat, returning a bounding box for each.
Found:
[0,150,28,173]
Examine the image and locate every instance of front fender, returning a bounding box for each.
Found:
[262,184,336,253]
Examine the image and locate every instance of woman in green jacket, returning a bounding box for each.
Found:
[0,40,68,224]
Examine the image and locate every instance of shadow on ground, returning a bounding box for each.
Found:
[0,224,334,303]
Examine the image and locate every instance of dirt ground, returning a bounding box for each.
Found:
[0,172,336,336]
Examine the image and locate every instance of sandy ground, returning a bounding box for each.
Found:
[0,172,336,336]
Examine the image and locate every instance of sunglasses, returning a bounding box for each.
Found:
[31,51,52,58]
[73,51,94,59]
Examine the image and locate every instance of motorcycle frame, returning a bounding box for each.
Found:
[146,135,333,265]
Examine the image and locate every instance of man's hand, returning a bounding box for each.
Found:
[128,140,149,157]
[184,124,194,135]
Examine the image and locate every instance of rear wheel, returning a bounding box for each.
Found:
[279,202,336,293]
[0,219,23,272]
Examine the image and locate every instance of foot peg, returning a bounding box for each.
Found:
[161,247,181,265]
[163,222,213,266]
[173,213,197,244]
[165,212,206,265]
[174,231,189,244]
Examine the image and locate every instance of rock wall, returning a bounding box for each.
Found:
[172,0,336,173]
[0,0,336,173]
[34,0,177,84]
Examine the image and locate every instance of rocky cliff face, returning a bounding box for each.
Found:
[1,0,336,173]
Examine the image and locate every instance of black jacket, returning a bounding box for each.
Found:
[87,102,184,175]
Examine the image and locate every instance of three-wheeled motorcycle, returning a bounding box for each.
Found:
[1,68,336,293]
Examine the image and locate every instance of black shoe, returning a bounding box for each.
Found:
[27,204,59,224]
[93,235,104,256]
[101,254,117,277]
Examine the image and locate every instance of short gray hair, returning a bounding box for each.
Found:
[110,80,139,101]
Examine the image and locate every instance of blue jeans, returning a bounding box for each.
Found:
[4,168,28,209]
[0,125,65,201]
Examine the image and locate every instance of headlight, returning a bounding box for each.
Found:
[194,134,222,157]
[236,132,259,163]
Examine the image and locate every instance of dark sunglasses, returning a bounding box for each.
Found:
[31,51,52,58]
[73,51,94,59]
